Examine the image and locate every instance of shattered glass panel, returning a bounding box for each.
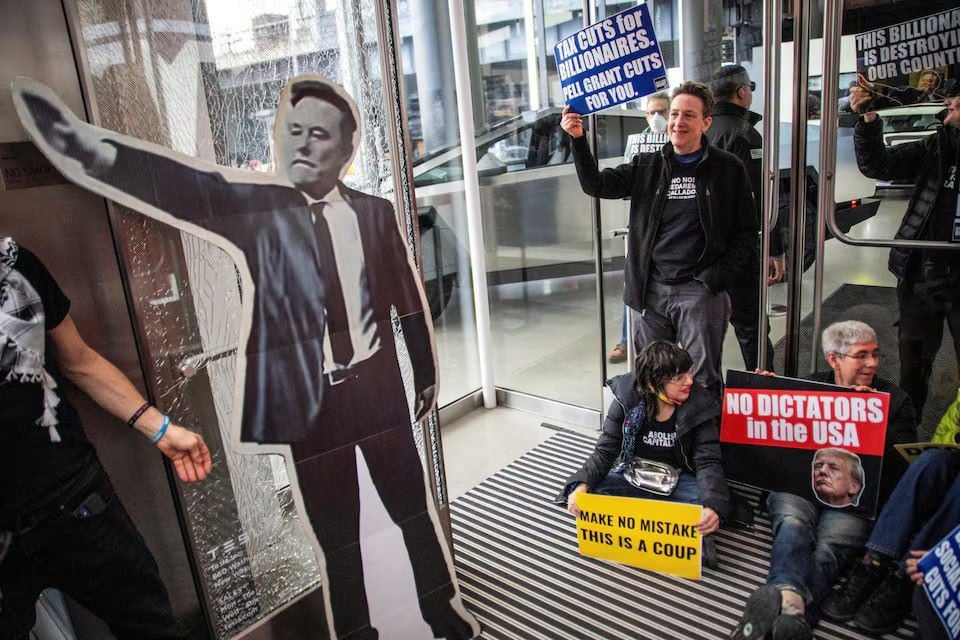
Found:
[68,0,435,636]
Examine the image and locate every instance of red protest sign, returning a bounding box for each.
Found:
[720,371,891,517]
[722,388,889,455]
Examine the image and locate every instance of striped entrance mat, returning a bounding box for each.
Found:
[449,430,917,640]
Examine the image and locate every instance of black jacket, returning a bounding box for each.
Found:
[707,102,783,257]
[557,372,731,520]
[805,371,917,508]
[853,117,960,279]
[570,135,757,310]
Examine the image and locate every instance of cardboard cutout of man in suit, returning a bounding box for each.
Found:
[12,75,479,640]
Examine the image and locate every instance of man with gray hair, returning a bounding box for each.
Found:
[731,320,915,640]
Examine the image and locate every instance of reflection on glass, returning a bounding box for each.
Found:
[398,0,482,406]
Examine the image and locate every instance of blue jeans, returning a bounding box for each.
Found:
[766,492,871,618]
[592,470,701,505]
[867,449,960,564]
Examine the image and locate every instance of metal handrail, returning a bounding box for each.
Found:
[758,0,782,372]
[783,0,811,377]
[611,227,634,366]
[812,0,843,373]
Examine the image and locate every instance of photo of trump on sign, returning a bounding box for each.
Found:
[811,447,866,508]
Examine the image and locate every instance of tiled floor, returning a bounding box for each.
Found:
[439,405,594,501]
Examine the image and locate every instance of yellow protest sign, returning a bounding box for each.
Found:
[896,441,960,463]
[575,493,702,580]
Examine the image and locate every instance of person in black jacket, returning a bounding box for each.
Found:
[850,86,960,421]
[561,81,758,399]
[731,320,916,640]
[558,341,730,567]
[707,65,783,372]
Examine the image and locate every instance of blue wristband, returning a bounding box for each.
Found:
[151,415,170,444]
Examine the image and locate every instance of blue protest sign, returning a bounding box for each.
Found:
[554,5,668,115]
[919,523,960,639]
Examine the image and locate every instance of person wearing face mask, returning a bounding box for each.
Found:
[850,87,960,423]
[556,341,730,568]
[707,65,784,373]
[731,321,916,640]
[562,82,758,400]
[609,92,671,364]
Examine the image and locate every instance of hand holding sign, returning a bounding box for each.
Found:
[697,507,720,535]
[907,549,927,586]
[560,106,585,138]
[567,482,589,516]
[849,77,878,122]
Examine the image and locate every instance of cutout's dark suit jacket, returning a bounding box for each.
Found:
[101,143,435,446]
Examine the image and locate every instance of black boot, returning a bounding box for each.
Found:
[821,555,890,622]
[853,568,914,635]
[730,585,781,639]
[770,613,812,640]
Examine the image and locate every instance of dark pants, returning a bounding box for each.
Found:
[897,277,960,421]
[633,280,731,399]
[728,277,775,372]
[290,352,470,640]
[0,473,184,640]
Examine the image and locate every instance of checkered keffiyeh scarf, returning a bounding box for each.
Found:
[0,237,61,441]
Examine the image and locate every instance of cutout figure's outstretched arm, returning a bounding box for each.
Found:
[12,77,286,228]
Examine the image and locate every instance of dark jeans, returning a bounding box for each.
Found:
[0,473,184,640]
[867,449,960,564]
[728,277,775,372]
[290,353,471,640]
[897,277,960,420]
[766,492,871,622]
[633,279,731,399]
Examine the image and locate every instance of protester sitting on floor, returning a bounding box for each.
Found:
[731,320,917,640]
[557,340,730,567]
[819,453,960,634]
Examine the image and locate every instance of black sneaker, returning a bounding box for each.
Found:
[853,569,914,635]
[821,559,887,622]
[731,585,781,639]
[770,613,812,640]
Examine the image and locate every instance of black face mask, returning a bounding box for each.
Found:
[937,108,947,124]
